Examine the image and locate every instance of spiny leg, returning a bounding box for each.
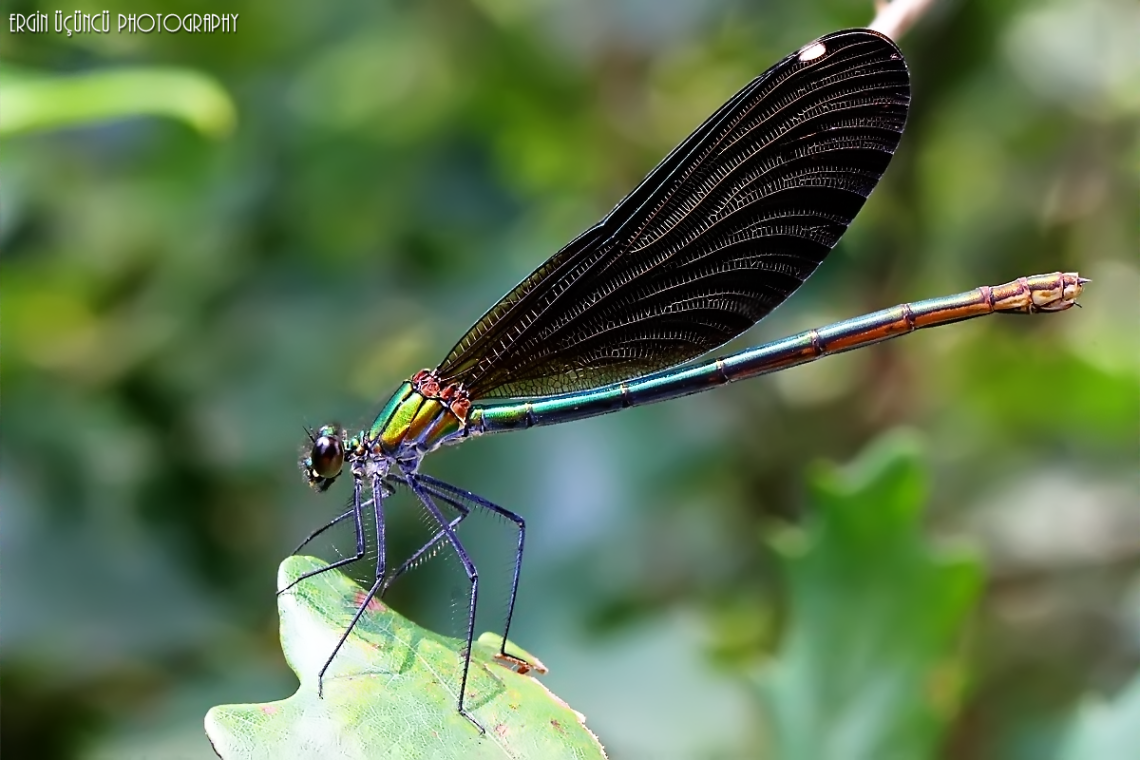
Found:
[379,502,470,599]
[315,475,389,697]
[407,476,484,733]
[417,474,536,674]
[279,478,366,595]
[372,473,386,586]
[290,507,353,556]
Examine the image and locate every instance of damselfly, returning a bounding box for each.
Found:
[286,28,1084,731]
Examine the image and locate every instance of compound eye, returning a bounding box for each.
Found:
[309,429,344,479]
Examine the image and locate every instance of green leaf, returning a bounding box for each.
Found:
[0,66,236,137]
[756,432,983,760]
[205,556,606,760]
[1059,673,1140,760]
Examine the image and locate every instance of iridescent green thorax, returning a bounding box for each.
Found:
[367,370,470,456]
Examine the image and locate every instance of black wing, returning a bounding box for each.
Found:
[437,29,910,399]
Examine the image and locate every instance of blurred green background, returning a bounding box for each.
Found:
[2,0,1137,758]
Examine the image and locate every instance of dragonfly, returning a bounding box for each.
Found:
[285,28,1084,731]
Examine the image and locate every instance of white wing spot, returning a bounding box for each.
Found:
[798,42,827,62]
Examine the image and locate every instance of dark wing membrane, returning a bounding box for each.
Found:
[437,29,910,399]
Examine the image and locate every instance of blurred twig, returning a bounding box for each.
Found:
[869,0,937,40]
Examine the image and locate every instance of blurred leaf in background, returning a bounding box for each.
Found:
[1,0,1136,758]
[0,65,235,137]
[758,433,981,760]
